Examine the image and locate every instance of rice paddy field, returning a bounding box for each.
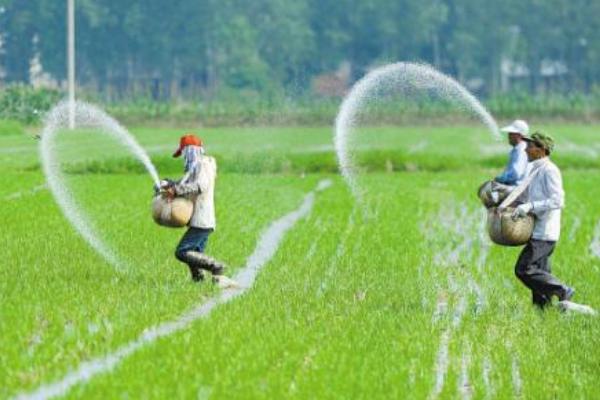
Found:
[2,123,600,399]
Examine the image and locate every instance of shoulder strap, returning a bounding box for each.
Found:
[498,163,544,208]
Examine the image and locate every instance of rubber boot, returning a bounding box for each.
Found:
[188,265,205,282]
[181,251,227,275]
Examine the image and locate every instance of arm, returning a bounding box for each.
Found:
[175,157,215,195]
[495,148,524,184]
[531,168,564,213]
[173,169,200,196]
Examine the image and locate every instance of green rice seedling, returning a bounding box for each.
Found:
[2,124,600,399]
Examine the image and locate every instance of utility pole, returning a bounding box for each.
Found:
[67,0,75,129]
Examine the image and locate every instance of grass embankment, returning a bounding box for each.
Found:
[6,89,600,126]
[4,124,600,175]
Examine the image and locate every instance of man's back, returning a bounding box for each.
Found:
[526,158,564,241]
[191,156,217,229]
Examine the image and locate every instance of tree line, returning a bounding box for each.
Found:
[1,0,600,101]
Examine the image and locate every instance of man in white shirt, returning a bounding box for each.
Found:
[165,134,225,282]
[511,132,574,308]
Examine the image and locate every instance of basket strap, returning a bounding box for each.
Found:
[498,162,544,208]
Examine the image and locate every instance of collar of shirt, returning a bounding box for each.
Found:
[530,157,549,169]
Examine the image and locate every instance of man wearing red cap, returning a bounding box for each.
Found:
[163,134,226,282]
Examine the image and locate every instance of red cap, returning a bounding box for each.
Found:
[173,134,203,157]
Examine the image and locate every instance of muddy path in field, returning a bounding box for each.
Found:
[422,204,482,399]
[589,220,600,260]
[567,215,582,242]
[421,203,502,399]
[315,207,357,297]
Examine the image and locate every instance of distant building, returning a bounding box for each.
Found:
[312,61,351,97]
[29,34,59,89]
[501,58,568,92]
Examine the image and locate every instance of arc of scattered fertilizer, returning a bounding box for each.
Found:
[39,101,160,270]
[13,179,331,400]
[334,62,500,199]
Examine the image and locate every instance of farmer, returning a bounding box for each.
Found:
[482,120,529,206]
[495,119,529,186]
[163,134,227,283]
[508,132,574,308]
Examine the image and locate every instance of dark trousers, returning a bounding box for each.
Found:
[514,239,567,307]
[175,227,212,261]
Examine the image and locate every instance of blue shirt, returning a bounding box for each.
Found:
[495,141,527,185]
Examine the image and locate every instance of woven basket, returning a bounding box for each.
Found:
[487,207,533,246]
[477,180,512,209]
[477,181,496,208]
[152,194,193,228]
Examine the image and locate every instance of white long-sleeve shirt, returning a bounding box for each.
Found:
[174,155,217,229]
[523,157,564,241]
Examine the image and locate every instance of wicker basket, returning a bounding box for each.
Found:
[477,181,496,208]
[487,207,533,246]
[152,194,193,228]
[477,180,512,209]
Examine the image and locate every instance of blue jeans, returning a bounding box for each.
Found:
[175,227,212,262]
